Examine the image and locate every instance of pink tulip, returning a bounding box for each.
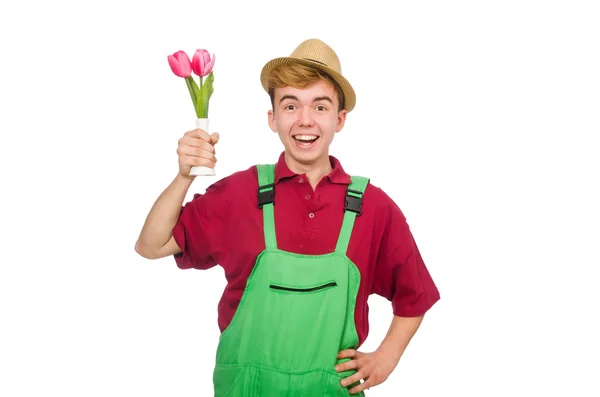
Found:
[168,51,192,78]
[192,49,215,77]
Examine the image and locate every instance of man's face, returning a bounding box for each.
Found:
[268,79,347,167]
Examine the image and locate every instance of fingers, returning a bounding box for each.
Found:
[183,156,216,169]
[335,359,359,373]
[337,349,357,359]
[348,378,373,394]
[336,350,388,394]
[210,132,220,145]
[182,129,218,149]
[341,370,365,389]
[179,151,217,169]
[177,145,217,165]
[178,129,219,173]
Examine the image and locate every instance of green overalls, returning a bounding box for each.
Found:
[212,164,369,397]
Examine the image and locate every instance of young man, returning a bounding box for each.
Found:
[135,38,440,396]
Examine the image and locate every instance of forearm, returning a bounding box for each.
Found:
[376,314,424,361]
[135,173,194,258]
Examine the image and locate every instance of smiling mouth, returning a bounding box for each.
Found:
[293,134,320,143]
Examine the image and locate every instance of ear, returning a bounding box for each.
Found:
[335,109,347,133]
[268,109,277,132]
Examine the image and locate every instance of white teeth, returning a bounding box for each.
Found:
[294,135,318,141]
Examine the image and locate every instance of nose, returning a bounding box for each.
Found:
[297,106,314,127]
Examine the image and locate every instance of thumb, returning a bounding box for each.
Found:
[210,132,220,145]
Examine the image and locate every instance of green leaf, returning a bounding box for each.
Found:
[204,72,215,116]
[205,72,215,98]
[195,72,215,118]
[195,83,207,119]
[185,77,201,117]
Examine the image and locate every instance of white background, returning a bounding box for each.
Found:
[1,0,599,396]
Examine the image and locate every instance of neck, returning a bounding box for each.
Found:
[284,152,333,189]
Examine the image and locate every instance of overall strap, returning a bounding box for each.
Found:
[335,176,370,255]
[256,164,277,249]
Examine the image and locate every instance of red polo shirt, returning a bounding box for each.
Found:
[173,152,440,347]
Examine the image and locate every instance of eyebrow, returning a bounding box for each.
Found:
[314,96,333,104]
[279,95,333,104]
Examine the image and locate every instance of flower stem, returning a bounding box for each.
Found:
[185,77,197,107]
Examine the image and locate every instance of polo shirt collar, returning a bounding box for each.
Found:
[274,151,352,185]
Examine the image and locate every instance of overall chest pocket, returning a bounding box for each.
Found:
[269,281,338,294]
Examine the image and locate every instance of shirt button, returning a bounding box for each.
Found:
[305,195,311,200]
[298,178,304,183]
[308,212,315,219]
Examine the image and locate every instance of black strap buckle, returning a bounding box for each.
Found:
[258,183,275,208]
[345,188,363,216]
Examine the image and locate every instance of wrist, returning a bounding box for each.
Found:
[376,341,403,362]
[176,172,196,184]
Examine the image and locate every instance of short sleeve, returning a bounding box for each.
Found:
[372,199,440,317]
[172,192,218,270]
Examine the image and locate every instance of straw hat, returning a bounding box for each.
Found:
[260,38,356,112]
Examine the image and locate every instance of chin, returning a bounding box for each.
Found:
[289,150,323,165]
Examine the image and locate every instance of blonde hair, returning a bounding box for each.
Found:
[267,63,345,112]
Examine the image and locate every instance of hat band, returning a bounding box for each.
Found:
[302,58,327,66]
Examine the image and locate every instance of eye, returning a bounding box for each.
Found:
[316,105,327,111]
[285,104,296,111]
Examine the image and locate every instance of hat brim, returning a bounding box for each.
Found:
[260,57,356,112]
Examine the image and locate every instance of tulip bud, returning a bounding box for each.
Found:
[168,51,192,78]
[192,49,216,77]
